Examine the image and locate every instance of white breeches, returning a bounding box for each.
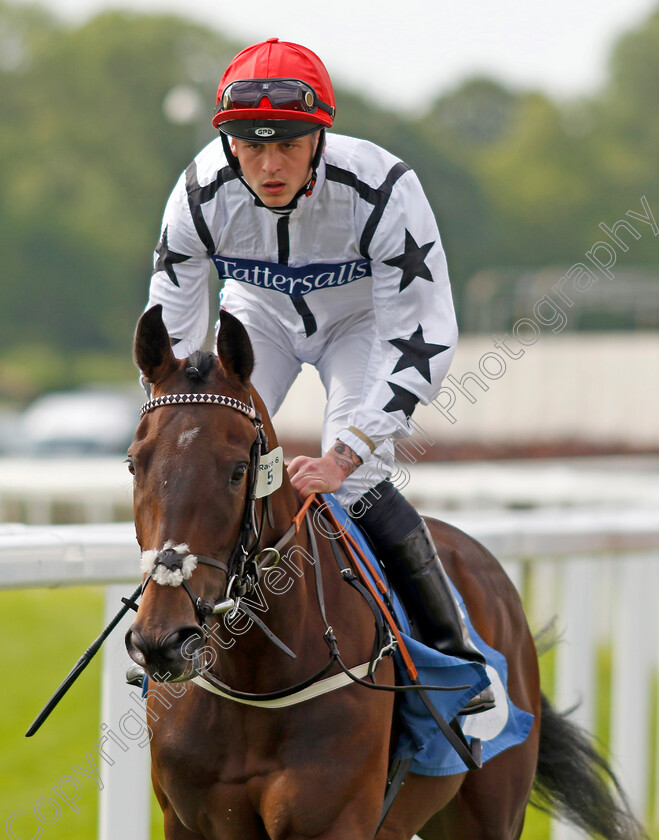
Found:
[219,302,394,509]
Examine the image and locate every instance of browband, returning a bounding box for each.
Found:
[140,393,257,420]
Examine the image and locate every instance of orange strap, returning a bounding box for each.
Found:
[316,503,418,681]
[292,492,316,533]
[343,531,388,595]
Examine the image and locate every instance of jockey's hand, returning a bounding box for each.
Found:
[287,440,363,498]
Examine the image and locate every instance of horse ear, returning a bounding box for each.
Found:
[217,309,254,385]
[133,305,178,385]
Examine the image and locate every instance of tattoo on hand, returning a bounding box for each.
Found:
[330,442,363,478]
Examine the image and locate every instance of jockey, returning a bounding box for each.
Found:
[145,38,493,714]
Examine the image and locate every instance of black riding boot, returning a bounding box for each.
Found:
[350,480,494,715]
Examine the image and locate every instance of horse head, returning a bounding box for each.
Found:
[125,304,279,681]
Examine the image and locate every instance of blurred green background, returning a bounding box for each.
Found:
[0,0,657,401]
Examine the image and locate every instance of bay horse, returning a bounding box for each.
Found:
[125,304,644,840]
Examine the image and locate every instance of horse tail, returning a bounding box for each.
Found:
[532,693,648,840]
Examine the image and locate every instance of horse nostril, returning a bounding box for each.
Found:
[125,628,148,666]
[165,626,204,661]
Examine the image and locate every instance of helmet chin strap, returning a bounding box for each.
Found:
[220,129,325,212]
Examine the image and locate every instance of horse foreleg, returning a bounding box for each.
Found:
[152,771,206,840]
[376,771,466,840]
[162,811,207,840]
[258,768,389,840]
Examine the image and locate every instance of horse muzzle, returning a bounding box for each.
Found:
[125,624,204,682]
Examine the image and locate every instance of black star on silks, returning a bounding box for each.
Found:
[153,226,190,287]
[383,229,436,292]
[390,324,449,383]
[382,382,419,419]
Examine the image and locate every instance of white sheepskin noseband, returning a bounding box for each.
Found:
[140,541,198,587]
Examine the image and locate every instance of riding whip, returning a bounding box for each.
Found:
[25,583,142,737]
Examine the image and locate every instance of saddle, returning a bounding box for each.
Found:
[318,494,533,778]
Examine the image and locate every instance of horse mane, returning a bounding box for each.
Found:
[185,351,218,383]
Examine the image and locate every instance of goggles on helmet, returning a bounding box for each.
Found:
[218,78,335,119]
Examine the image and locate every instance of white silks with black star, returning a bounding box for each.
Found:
[146,133,458,453]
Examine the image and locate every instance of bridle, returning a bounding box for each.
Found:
[137,391,276,631]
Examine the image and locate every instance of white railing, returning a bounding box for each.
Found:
[2,509,658,840]
[3,456,659,524]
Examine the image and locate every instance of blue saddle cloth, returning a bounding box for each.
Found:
[322,494,534,776]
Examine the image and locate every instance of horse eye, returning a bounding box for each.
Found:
[230,464,248,484]
[125,456,136,475]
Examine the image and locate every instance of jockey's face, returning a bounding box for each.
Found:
[231,132,319,208]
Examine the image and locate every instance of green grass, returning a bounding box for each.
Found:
[1,587,167,839]
[0,587,167,839]
[1,588,105,839]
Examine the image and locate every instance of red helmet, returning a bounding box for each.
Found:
[212,38,336,141]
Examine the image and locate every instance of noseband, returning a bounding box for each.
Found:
[137,391,272,627]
